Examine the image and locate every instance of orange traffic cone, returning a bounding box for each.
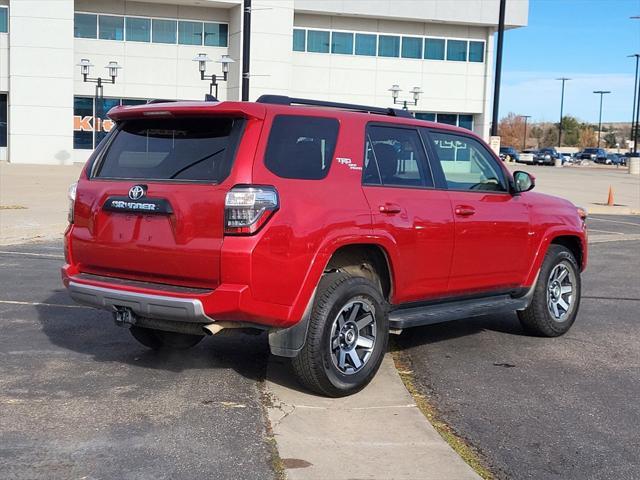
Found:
[607,186,614,206]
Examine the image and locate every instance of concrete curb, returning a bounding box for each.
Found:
[265,355,480,480]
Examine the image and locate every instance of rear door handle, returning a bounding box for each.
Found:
[379,203,402,214]
[454,205,476,217]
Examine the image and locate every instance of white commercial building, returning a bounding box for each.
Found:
[0,0,528,165]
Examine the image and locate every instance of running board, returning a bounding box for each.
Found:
[388,294,530,330]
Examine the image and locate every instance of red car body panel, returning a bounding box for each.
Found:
[62,100,587,330]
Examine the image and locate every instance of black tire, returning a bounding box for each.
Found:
[292,272,388,397]
[129,325,204,350]
[518,245,581,337]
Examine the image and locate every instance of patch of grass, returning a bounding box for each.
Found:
[390,343,494,480]
[0,205,28,210]
[257,380,287,480]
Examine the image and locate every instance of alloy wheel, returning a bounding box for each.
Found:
[329,298,377,375]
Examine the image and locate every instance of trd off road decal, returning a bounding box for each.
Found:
[337,157,362,171]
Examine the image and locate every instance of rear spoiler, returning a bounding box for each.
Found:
[107,101,267,122]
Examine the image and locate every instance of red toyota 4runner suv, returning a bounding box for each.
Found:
[63,96,588,397]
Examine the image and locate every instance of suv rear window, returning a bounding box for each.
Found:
[264,115,339,180]
[95,117,245,182]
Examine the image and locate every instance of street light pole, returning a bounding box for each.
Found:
[491,0,507,136]
[556,77,570,147]
[593,90,611,148]
[519,115,531,151]
[629,54,639,153]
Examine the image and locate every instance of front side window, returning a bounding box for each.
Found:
[429,131,507,192]
[264,115,339,180]
[307,30,330,53]
[126,17,150,42]
[75,13,97,39]
[355,33,376,56]
[178,20,203,45]
[204,22,228,47]
[331,32,353,54]
[293,28,306,51]
[447,40,468,61]
[152,19,177,44]
[378,35,400,57]
[96,117,245,182]
[401,37,422,59]
[363,126,433,188]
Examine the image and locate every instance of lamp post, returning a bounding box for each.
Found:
[593,90,611,148]
[193,53,235,99]
[388,85,422,110]
[556,77,570,147]
[77,58,122,99]
[629,54,640,153]
[519,115,531,151]
[491,0,507,137]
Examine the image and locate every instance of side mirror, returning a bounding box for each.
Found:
[513,170,535,193]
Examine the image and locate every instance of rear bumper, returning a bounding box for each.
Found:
[61,265,295,328]
[68,281,213,323]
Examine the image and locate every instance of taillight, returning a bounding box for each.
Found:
[68,182,78,224]
[224,186,279,235]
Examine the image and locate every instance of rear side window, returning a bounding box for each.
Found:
[363,125,433,188]
[95,117,245,182]
[264,115,339,180]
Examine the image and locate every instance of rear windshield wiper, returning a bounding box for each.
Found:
[169,148,226,179]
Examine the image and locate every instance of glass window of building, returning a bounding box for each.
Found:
[178,20,203,45]
[331,31,353,54]
[0,7,8,33]
[307,30,330,53]
[378,35,400,57]
[424,38,445,60]
[95,98,120,145]
[447,40,468,61]
[74,13,97,39]
[152,19,177,44]
[293,28,306,51]
[401,37,422,59]
[125,17,150,42]
[355,33,376,56]
[468,41,484,62]
[73,96,95,150]
[99,15,124,41]
[204,22,228,47]
[0,93,7,147]
[437,113,458,125]
[121,98,148,106]
[415,113,436,122]
[458,114,474,130]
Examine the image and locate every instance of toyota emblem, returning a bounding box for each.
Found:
[128,185,147,200]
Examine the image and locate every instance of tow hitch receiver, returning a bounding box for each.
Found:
[113,307,137,327]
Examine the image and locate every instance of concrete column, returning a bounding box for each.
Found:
[226,4,243,101]
[477,28,494,141]
[246,0,293,101]
[8,0,74,164]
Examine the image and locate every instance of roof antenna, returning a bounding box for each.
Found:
[205,94,218,102]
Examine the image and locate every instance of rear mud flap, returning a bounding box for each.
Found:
[268,290,315,358]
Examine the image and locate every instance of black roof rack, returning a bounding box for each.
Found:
[256,95,413,118]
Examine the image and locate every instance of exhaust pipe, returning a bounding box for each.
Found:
[202,323,225,336]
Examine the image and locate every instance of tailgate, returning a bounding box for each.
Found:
[70,115,245,289]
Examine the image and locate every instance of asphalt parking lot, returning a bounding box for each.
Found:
[397,215,640,480]
[1,215,639,479]
[0,243,276,479]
